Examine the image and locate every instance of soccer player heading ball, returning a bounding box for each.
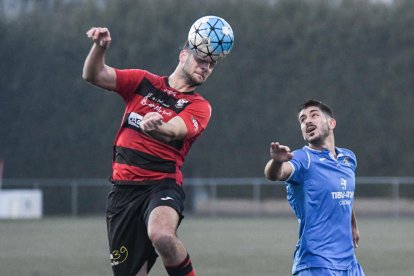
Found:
[82,16,234,276]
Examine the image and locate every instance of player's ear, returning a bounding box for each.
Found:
[179,49,190,63]
[329,118,336,130]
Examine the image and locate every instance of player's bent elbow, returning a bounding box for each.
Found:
[82,72,112,90]
[267,176,278,182]
[265,169,287,182]
[82,70,94,83]
[264,171,277,182]
[82,75,90,83]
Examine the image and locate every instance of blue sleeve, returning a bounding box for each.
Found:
[350,150,357,171]
[286,149,309,185]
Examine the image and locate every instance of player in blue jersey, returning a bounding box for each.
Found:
[264,99,365,275]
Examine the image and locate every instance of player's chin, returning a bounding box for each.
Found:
[305,136,317,143]
[191,76,205,86]
[195,72,206,80]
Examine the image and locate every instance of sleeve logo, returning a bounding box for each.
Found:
[128,112,144,128]
[191,116,199,132]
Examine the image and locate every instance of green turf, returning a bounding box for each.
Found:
[0,216,413,275]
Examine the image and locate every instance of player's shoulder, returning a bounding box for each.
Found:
[140,70,164,85]
[293,147,310,156]
[190,92,210,103]
[114,68,158,86]
[291,147,312,162]
[337,147,356,159]
[115,68,147,76]
[181,91,211,108]
[119,68,163,80]
[145,70,162,79]
[337,147,357,169]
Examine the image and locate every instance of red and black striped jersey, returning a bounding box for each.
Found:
[110,69,211,186]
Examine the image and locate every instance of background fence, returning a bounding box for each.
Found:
[1,177,414,218]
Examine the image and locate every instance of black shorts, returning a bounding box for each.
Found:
[106,180,185,276]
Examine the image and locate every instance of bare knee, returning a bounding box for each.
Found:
[149,229,177,254]
[147,206,185,263]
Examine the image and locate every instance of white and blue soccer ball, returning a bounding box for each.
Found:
[187,15,234,62]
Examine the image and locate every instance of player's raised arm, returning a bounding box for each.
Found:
[82,27,116,91]
[264,142,293,181]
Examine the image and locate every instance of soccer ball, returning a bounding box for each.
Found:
[187,15,234,62]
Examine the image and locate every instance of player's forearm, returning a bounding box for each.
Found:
[144,122,186,143]
[140,115,187,143]
[264,159,284,181]
[351,208,358,228]
[351,208,360,247]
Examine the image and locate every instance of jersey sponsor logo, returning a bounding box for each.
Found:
[331,191,354,199]
[341,178,347,190]
[136,78,191,113]
[319,157,326,162]
[145,92,171,108]
[110,245,128,266]
[128,112,143,128]
[331,178,354,205]
[141,93,174,116]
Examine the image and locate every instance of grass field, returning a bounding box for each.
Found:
[0,216,413,276]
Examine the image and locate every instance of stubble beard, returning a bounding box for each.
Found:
[181,55,205,87]
[183,70,203,87]
[305,126,329,147]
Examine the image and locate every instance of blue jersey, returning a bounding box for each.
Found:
[286,146,358,274]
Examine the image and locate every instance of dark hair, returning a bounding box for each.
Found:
[298,99,334,118]
[181,40,190,50]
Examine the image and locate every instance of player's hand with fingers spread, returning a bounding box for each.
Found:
[86,27,112,49]
[270,142,293,163]
[140,112,164,132]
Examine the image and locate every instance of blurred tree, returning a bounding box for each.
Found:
[1,0,413,178]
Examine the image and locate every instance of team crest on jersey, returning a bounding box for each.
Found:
[343,157,350,166]
[175,99,189,109]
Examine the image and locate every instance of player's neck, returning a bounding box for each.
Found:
[309,137,336,157]
[168,74,195,93]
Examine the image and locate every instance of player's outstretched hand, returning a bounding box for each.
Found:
[86,27,111,49]
[140,112,163,132]
[270,142,293,163]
